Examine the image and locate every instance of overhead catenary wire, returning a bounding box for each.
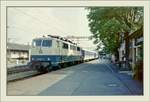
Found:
[8,8,97,50]
[12,8,72,36]
[12,8,64,35]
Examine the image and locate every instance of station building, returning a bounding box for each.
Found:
[118,27,143,71]
[7,43,31,67]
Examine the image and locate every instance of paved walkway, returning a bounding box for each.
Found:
[39,59,143,96]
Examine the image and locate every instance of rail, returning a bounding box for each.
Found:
[7,65,40,82]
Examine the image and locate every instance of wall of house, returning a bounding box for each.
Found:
[9,50,28,59]
[7,50,30,66]
[118,34,143,71]
[130,36,143,70]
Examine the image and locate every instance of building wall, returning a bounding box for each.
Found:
[7,49,30,66]
[118,33,143,70]
[8,50,29,59]
[129,36,143,70]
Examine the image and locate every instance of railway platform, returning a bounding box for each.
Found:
[7,59,143,96]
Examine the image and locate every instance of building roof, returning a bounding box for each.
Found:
[7,43,31,51]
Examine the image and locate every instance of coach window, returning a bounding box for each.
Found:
[42,40,52,47]
[63,43,68,49]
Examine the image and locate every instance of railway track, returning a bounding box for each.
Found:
[8,65,34,74]
[7,60,90,82]
[7,65,40,82]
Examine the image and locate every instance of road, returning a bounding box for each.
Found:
[7,59,143,96]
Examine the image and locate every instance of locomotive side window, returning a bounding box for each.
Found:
[42,40,52,47]
[70,45,74,50]
[77,47,80,51]
[70,45,77,50]
[63,43,68,49]
[73,46,76,50]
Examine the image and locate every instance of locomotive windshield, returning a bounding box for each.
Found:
[42,40,52,47]
[32,39,42,47]
[32,39,52,47]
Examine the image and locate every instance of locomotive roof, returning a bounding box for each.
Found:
[33,36,80,47]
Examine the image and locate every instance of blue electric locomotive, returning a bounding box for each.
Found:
[30,35,98,72]
[30,35,82,72]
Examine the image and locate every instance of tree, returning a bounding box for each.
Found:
[87,7,143,64]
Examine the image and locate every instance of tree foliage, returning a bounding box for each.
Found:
[86,7,143,54]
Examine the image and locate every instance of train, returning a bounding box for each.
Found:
[29,35,99,72]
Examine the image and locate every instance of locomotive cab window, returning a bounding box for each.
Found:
[32,39,42,47]
[42,40,52,47]
[32,39,52,47]
[63,43,68,49]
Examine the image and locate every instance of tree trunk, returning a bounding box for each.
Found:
[114,32,120,62]
[124,31,130,69]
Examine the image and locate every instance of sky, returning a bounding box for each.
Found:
[7,7,97,50]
